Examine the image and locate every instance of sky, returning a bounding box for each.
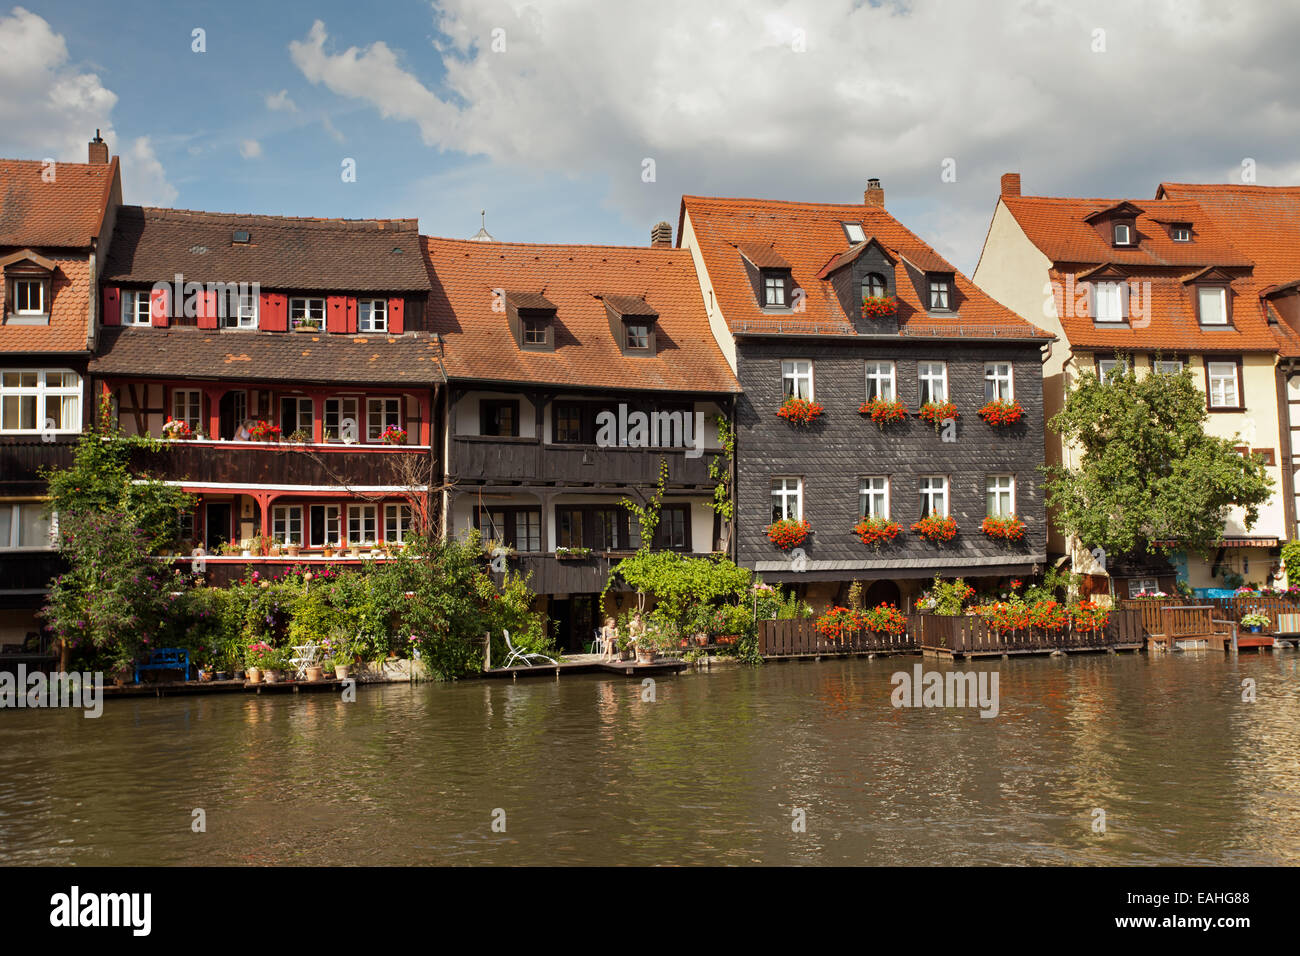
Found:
[2,0,1298,275]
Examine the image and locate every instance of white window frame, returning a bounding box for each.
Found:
[366,396,401,442]
[358,298,387,333]
[1154,359,1184,375]
[842,222,867,244]
[1113,223,1132,246]
[781,360,813,401]
[859,477,889,519]
[0,369,81,435]
[864,361,896,402]
[986,475,1015,517]
[771,477,803,522]
[347,504,378,544]
[918,362,948,404]
[12,278,45,315]
[1198,287,1228,326]
[928,279,951,311]
[984,363,1014,401]
[1093,282,1125,323]
[920,476,949,518]
[384,503,413,543]
[289,297,326,329]
[310,504,341,547]
[221,293,258,329]
[1207,361,1240,408]
[1171,225,1191,242]
[763,272,787,308]
[1129,578,1161,597]
[271,505,303,546]
[172,389,202,430]
[122,290,152,326]
[0,502,55,550]
[324,396,360,443]
[1096,358,1128,383]
[281,396,314,436]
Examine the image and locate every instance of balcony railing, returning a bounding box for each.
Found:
[451,436,715,485]
[131,438,431,487]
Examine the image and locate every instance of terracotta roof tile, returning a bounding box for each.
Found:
[0,158,117,247]
[683,195,1047,339]
[0,254,91,354]
[422,237,739,393]
[103,206,430,292]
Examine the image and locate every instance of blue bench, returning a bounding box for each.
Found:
[134,648,190,684]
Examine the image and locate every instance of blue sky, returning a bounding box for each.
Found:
[4,1,1299,274]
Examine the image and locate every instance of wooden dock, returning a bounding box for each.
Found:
[104,677,356,698]
[483,654,690,680]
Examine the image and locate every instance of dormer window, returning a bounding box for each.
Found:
[928,277,951,311]
[1113,222,1133,246]
[123,290,153,326]
[1171,223,1192,242]
[1198,286,1229,325]
[523,315,550,345]
[505,290,558,351]
[763,270,788,307]
[1092,281,1126,323]
[2,251,57,324]
[603,294,658,356]
[12,278,45,315]
[862,273,887,300]
[842,222,867,244]
[625,321,650,351]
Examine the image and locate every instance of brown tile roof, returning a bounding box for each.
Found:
[0,158,117,248]
[1004,191,1283,353]
[683,195,1048,339]
[89,326,444,386]
[422,236,740,393]
[0,253,91,354]
[102,207,431,292]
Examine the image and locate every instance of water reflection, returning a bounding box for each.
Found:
[1,651,1297,865]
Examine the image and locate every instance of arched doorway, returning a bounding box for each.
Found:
[863,579,901,608]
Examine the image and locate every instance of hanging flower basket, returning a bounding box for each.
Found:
[853,516,901,548]
[858,398,907,427]
[911,512,958,544]
[918,401,959,430]
[981,515,1026,541]
[861,295,898,318]
[766,519,810,550]
[977,398,1024,426]
[777,397,824,425]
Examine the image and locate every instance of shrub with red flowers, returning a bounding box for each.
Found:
[814,602,906,641]
[911,512,958,544]
[1027,599,1069,630]
[918,401,958,430]
[977,398,1024,426]
[776,397,824,425]
[972,601,1031,632]
[859,397,908,427]
[1070,601,1110,632]
[861,295,898,318]
[853,515,901,548]
[813,605,861,641]
[766,518,810,550]
[981,514,1027,541]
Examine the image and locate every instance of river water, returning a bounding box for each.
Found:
[2,651,1298,866]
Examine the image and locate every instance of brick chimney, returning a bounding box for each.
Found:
[1000,172,1021,197]
[650,221,673,247]
[863,178,884,207]
[88,130,108,165]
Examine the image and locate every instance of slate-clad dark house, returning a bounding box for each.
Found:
[90,207,442,582]
[680,185,1053,609]
[422,231,740,650]
[0,135,121,650]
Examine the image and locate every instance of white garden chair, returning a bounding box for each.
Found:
[502,629,557,668]
[289,642,321,679]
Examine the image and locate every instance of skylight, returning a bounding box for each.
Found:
[842,222,867,244]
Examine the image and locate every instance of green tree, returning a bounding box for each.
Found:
[1043,364,1273,558]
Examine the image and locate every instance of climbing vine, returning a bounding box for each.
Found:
[706,415,734,522]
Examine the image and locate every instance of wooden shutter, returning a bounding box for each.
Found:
[101,285,120,326]
[196,290,219,329]
[149,287,170,327]
[260,292,287,331]
[346,297,358,334]
[327,295,348,334]
[388,297,404,334]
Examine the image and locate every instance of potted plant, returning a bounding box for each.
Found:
[285,540,301,558]
[240,539,253,558]
[162,417,192,440]
[348,540,362,558]
[288,428,311,443]
[1241,612,1270,633]
[364,538,380,557]
[854,515,901,549]
[249,420,281,442]
[197,660,214,682]
[776,396,824,426]
[912,512,958,544]
[245,641,274,684]
[861,294,898,318]
[379,424,408,445]
[918,400,959,431]
[555,546,592,559]
[766,518,810,550]
[859,397,907,427]
[322,542,336,558]
[981,515,1027,542]
[330,645,353,680]
[977,397,1024,426]
[305,662,325,682]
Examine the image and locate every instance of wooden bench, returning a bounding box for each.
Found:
[134,647,191,684]
[1148,606,1234,651]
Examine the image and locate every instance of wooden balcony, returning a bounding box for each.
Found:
[450,436,714,486]
[0,438,76,493]
[130,438,434,488]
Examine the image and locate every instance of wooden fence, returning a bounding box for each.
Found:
[1119,596,1300,635]
[757,609,1144,659]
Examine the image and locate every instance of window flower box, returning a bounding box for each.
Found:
[918,401,959,430]
[292,318,323,332]
[859,397,907,427]
[776,397,823,426]
[861,295,898,318]
[766,519,810,550]
[911,512,958,544]
[977,398,1024,426]
[379,425,408,445]
[853,516,901,548]
[555,546,592,560]
[981,514,1026,541]
[162,417,193,440]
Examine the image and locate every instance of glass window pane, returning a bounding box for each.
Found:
[18,504,50,547]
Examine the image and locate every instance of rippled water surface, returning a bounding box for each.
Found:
[2,651,1298,865]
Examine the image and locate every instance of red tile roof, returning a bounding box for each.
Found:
[682,195,1049,339]
[1002,192,1282,352]
[0,253,91,354]
[422,237,739,393]
[0,158,118,248]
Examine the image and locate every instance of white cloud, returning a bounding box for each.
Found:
[265,89,298,112]
[290,1,1300,271]
[0,7,178,206]
[239,139,262,159]
[320,113,345,143]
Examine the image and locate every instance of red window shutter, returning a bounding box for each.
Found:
[346,297,358,334]
[102,285,120,326]
[388,297,404,334]
[326,295,347,333]
[260,292,287,331]
[150,287,170,327]
[197,290,219,329]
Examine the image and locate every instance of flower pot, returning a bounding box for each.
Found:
[264,669,281,684]
[635,646,656,664]
[234,669,246,681]
[241,549,252,558]
[247,667,263,684]
[322,547,335,558]
[286,546,301,558]
[198,669,214,683]
[349,546,361,558]
[1247,625,1262,633]
[619,647,635,661]
[215,671,229,681]
[334,664,351,680]
[305,665,324,682]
